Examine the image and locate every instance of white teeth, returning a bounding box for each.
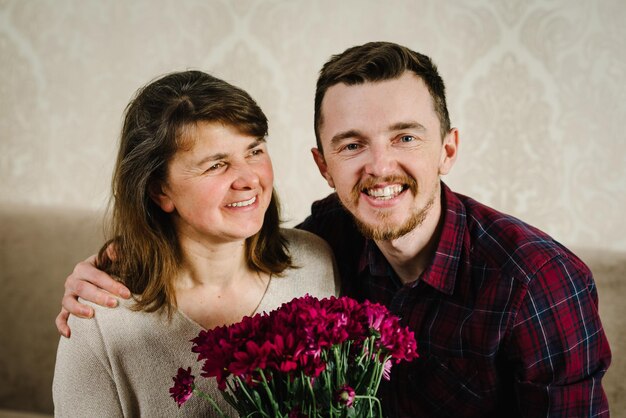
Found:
[366,185,403,200]
[227,196,256,207]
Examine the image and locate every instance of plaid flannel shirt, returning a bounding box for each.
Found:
[298,182,611,417]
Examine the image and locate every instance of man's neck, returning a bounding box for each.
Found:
[374,198,443,285]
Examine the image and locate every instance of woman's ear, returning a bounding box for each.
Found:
[148,182,175,213]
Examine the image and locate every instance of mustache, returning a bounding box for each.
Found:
[351,175,418,200]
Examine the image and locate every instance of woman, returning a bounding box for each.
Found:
[52,71,339,417]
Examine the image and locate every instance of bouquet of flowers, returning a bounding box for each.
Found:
[170,295,418,417]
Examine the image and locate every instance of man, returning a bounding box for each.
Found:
[57,42,611,417]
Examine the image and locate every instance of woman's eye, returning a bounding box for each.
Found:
[207,162,225,172]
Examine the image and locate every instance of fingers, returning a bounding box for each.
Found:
[57,253,132,337]
[105,242,118,262]
[61,253,132,315]
[55,308,72,338]
[62,290,96,317]
[67,256,131,301]
[78,255,130,298]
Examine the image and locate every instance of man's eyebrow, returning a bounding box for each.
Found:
[388,121,426,132]
[330,130,366,147]
[247,137,266,149]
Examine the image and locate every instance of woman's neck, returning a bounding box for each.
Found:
[173,238,271,330]
[176,238,249,289]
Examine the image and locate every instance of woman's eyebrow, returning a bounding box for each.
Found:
[193,152,227,167]
[193,137,266,167]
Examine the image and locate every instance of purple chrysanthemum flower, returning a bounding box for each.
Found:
[170,367,195,407]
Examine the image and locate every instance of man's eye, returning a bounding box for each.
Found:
[250,148,264,156]
[345,143,360,151]
[400,135,415,143]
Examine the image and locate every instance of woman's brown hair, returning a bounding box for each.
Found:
[97,70,292,316]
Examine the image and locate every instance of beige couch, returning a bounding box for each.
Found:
[1,205,624,417]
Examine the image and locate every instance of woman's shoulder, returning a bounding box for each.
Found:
[281,228,334,261]
[277,228,340,297]
[68,298,164,337]
[58,299,140,363]
[63,298,192,359]
[77,297,136,318]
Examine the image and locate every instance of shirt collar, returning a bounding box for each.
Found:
[357,182,466,295]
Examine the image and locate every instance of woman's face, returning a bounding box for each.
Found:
[153,121,274,247]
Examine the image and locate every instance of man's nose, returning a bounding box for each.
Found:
[364,143,395,177]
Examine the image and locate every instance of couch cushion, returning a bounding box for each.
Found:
[0,205,103,414]
[576,248,626,416]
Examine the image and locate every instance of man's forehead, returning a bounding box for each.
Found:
[322,74,430,111]
[322,75,432,118]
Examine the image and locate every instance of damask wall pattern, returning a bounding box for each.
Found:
[1,0,625,251]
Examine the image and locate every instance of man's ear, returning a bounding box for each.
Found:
[148,182,175,213]
[311,148,335,188]
[439,128,459,176]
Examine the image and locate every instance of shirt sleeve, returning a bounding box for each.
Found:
[52,312,124,417]
[506,254,611,417]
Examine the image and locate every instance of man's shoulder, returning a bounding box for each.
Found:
[297,194,365,288]
[455,192,587,282]
[297,193,363,246]
[301,193,350,222]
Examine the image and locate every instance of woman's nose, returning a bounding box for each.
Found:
[231,164,260,190]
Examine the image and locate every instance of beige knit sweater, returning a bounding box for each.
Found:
[53,229,339,417]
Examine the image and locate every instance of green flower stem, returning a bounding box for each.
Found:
[371,354,391,396]
[354,395,383,418]
[258,369,280,417]
[233,376,270,417]
[192,387,230,418]
[329,370,339,418]
[334,345,343,387]
[353,337,376,392]
[305,371,317,415]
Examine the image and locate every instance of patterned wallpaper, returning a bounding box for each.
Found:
[1,0,625,251]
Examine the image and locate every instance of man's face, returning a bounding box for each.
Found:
[313,71,458,241]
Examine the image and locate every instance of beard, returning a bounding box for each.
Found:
[346,175,436,241]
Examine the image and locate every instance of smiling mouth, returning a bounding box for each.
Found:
[363,184,408,201]
[226,196,257,207]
